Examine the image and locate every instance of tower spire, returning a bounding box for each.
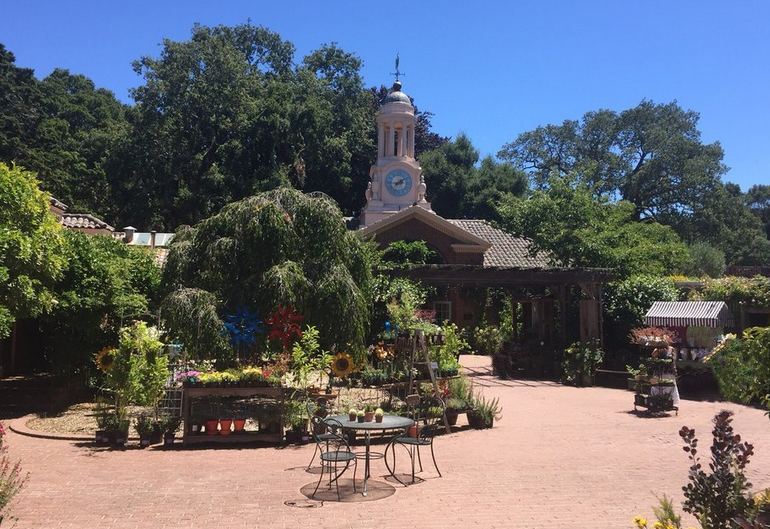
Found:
[390,53,404,84]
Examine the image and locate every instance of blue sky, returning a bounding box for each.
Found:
[3,0,769,190]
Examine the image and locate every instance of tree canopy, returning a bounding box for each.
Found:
[496,176,692,277]
[0,162,66,338]
[420,133,526,219]
[161,187,373,362]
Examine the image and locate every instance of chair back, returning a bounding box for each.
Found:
[313,417,353,456]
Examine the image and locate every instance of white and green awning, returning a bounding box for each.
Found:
[643,301,734,328]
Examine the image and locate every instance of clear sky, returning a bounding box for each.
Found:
[3,0,768,190]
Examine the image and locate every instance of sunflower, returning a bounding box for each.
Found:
[94,347,117,373]
[331,352,354,378]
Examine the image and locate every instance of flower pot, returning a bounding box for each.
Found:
[467,411,485,429]
[581,373,594,387]
[163,433,175,448]
[375,414,383,423]
[139,437,151,448]
[233,419,246,432]
[205,419,219,435]
[348,412,357,422]
[150,430,162,445]
[190,423,201,434]
[357,415,365,423]
[407,425,419,438]
[364,412,374,422]
[219,419,233,436]
[114,432,128,447]
[95,430,108,445]
[445,409,459,426]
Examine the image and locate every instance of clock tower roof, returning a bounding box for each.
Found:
[383,80,412,105]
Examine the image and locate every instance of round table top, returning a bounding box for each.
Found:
[327,414,413,431]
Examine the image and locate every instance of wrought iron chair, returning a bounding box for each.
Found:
[306,398,335,470]
[384,393,442,486]
[311,417,358,501]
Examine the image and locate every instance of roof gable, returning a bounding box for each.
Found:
[360,206,491,251]
[448,219,552,269]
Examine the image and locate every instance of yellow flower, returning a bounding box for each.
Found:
[94,347,117,373]
[633,516,648,528]
[331,352,354,378]
[653,522,664,529]
[373,344,390,360]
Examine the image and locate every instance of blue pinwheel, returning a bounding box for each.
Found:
[223,307,264,349]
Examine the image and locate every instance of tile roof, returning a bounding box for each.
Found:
[60,213,115,231]
[447,219,553,269]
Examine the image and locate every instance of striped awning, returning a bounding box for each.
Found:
[643,301,734,328]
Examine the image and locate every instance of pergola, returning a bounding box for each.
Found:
[386,264,614,374]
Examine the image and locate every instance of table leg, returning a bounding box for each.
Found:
[363,431,371,496]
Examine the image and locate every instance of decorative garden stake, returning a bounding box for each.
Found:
[266,305,303,351]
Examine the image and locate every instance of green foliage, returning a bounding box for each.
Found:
[683,242,725,278]
[38,230,160,375]
[746,184,770,239]
[439,322,470,357]
[707,328,770,403]
[0,424,27,523]
[373,276,430,331]
[421,134,526,219]
[604,275,678,332]
[561,340,604,385]
[290,325,331,389]
[679,411,755,529]
[468,391,502,428]
[104,322,168,408]
[0,163,67,338]
[497,176,692,278]
[162,188,372,361]
[498,100,726,224]
[696,276,770,308]
[381,240,440,267]
[472,324,504,356]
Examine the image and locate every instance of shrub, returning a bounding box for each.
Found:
[604,275,678,333]
[679,411,754,529]
[684,242,726,278]
[473,323,504,355]
[561,340,604,385]
[102,322,168,408]
[0,421,28,525]
[706,327,770,403]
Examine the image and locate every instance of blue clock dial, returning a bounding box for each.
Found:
[385,169,413,197]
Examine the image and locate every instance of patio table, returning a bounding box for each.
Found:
[327,414,414,496]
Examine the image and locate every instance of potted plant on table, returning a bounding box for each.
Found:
[357,411,365,423]
[348,408,358,422]
[364,405,375,423]
[374,408,384,423]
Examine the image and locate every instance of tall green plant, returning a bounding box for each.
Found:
[0,163,66,338]
[162,188,373,362]
[104,322,168,408]
[706,328,770,403]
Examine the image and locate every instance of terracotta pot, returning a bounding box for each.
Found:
[408,425,419,438]
[205,419,219,435]
[364,412,374,422]
[233,419,246,432]
[375,414,383,423]
[219,419,233,436]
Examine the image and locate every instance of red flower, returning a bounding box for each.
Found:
[266,305,303,351]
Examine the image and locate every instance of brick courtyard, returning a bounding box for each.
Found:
[4,355,770,529]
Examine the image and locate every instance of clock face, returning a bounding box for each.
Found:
[385,169,413,197]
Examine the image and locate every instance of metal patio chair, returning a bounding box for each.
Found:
[384,393,442,485]
[311,417,358,501]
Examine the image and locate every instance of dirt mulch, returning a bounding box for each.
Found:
[26,402,100,436]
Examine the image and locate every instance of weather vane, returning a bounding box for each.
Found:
[390,53,405,82]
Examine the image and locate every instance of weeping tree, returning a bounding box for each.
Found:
[161,188,373,363]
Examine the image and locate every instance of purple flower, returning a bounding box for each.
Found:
[175,370,201,382]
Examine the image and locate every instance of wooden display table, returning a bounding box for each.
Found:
[182,386,296,446]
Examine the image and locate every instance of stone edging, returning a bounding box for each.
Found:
[8,415,138,442]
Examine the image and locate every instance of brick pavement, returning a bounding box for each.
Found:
[4,355,770,529]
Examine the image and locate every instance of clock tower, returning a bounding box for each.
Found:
[360,76,432,227]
